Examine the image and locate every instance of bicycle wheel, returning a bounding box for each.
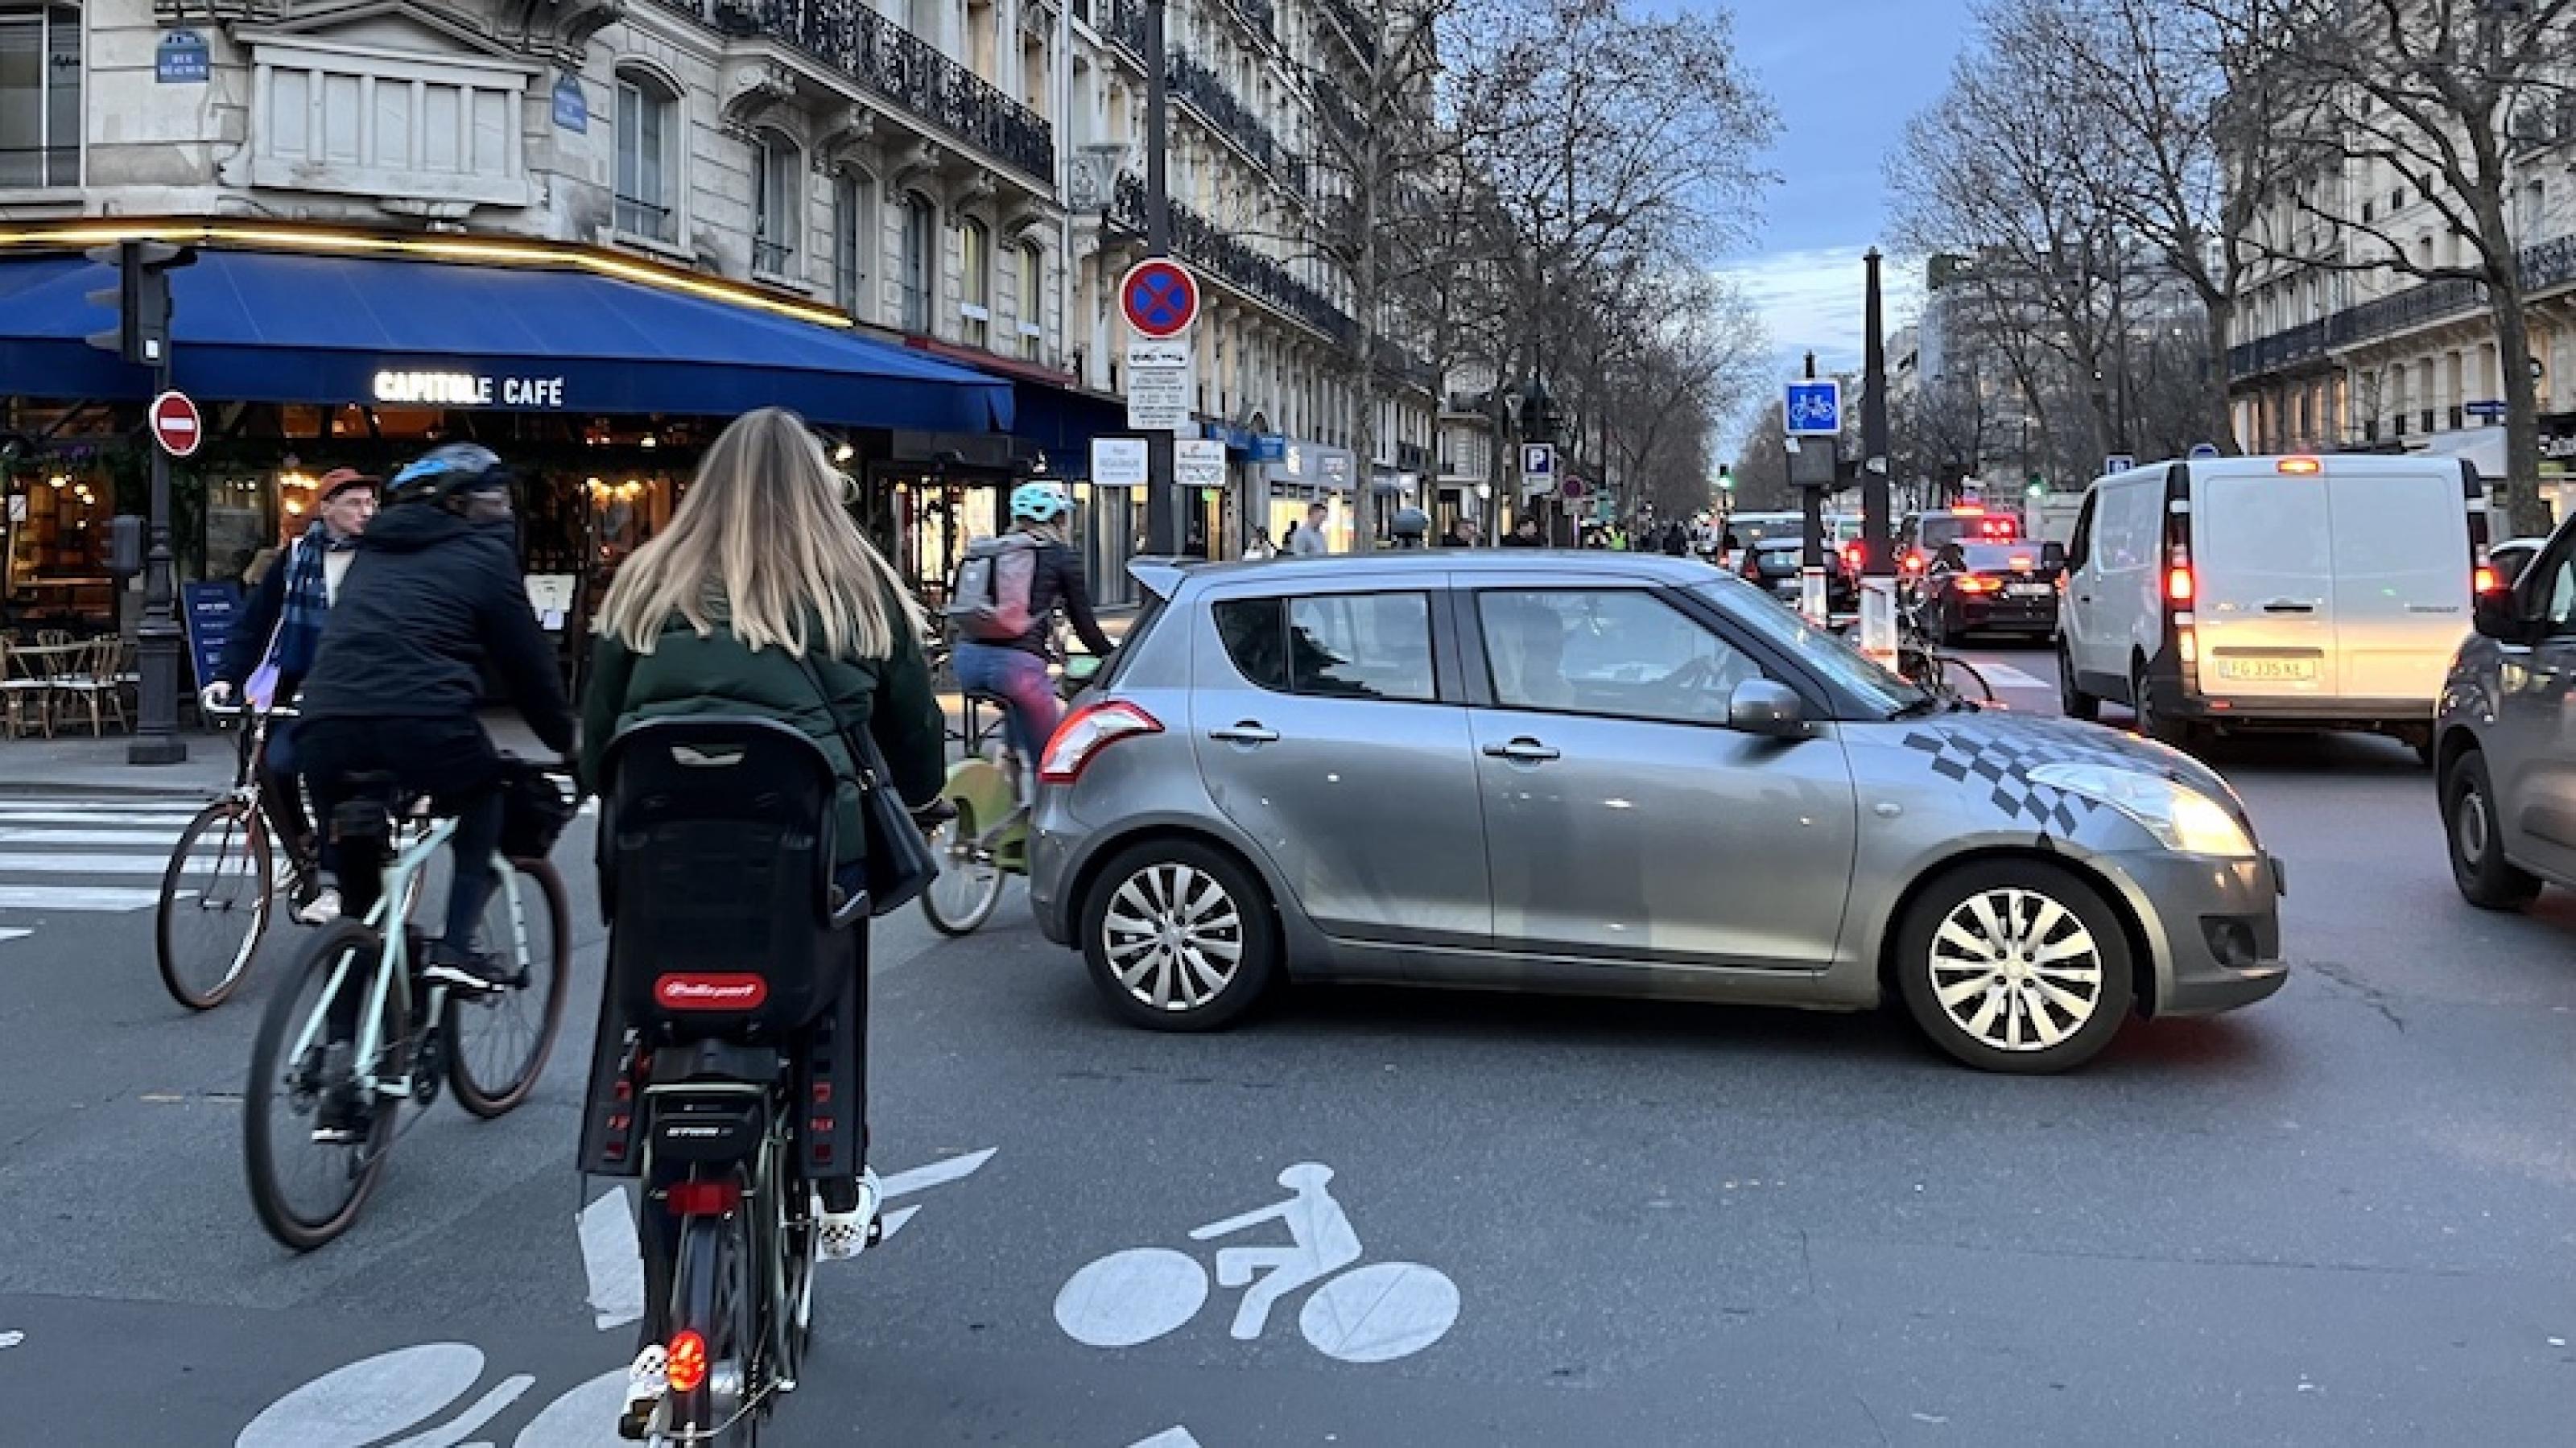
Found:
[1939,654,1995,703]
[444,857,572,1118]
[156,798,274,1010]
[244,920,398,1251]
[921,796,1006,936]
[663,1207,764,1446]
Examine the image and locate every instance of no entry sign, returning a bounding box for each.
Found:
[149,390,204,458]
[1120,258,1199,340]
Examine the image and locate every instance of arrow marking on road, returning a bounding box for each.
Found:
[0,1330,22,1348]
[1130,1430,1204,1448]
[881,1146,997,1200]
[577,1187,645,1331]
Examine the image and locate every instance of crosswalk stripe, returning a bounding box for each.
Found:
[0,829,184,848]
[0,929,29,945]
[1979,662,2049,691]
[0,812,202,828]
[0,853,177,876]
[0,885,165,911]
[0,798,200,812]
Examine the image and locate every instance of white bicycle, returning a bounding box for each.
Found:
[1053,1163,1459,1364]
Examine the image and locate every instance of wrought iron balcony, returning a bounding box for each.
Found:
[1098,0,1148,57]
[1318,0,1381,66]
[1168,51,1279,171]
[1110,173,1352,342]
[2231,233,2576,382]
[687,0,1055,181]
[1231,0,1278,42]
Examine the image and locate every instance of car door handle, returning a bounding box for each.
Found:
[1208,723,1280,745]
[1482,738,1562,762]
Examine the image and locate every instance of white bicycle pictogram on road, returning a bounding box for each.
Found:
[1053,1163,1459,1364]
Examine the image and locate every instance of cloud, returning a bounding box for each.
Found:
[1713,247,1928,454]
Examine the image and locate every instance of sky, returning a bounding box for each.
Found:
[1712,0,1975,452]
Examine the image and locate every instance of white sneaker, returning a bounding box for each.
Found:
[295,888,341,926]
[618,1344,667,1439]
[815,1167,882,1261]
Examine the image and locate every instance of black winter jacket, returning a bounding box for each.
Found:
[296,505,576,753]
[998,538,1116,659]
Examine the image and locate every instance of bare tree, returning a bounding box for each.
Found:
[2217,0,2576,534]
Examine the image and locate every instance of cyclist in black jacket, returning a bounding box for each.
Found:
[949,483,1115,797]
[294,445,576,1095]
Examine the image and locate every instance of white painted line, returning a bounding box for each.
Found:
[0,812,200,828]
[1979,662,2050,691]
[0,885,163,911]
[1130,1430,1203,1448]
[0,798,199,812]
[382,1372,534,1448]
[0,829,182,848]
[0,852,179,876]
[877,1204,921,1242]
[0,930,28,946]
[0,1330,22,1349]
[578,1187,646,1330]
[881,1146,997,1199]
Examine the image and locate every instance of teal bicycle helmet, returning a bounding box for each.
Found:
[1009,481,1073,524]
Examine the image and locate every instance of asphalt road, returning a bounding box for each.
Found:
[4,649,2574,1446]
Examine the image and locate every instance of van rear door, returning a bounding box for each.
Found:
[2323,464,2471,702]
[2192,463,2335,702]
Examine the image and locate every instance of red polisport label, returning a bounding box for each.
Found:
[654,974,768,1010]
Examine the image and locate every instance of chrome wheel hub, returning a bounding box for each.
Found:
[1101,864,1245,1012]
[1929,887,2103,1053]
[2457,783,2492,864]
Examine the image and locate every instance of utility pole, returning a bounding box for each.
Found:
[85,240,196,765]
[1800,350,1824,571]
[1859,248,1896,662]
[1141,0,1179,556]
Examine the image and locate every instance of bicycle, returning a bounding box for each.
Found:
[155,702,309,1009]
[1896,587,1995,705]
[920,653,1102,935]
[242,762,574,1251]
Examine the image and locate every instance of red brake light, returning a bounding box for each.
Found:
[667,1330,708,1394]
[667,1179,742,1216]
[1841,544,1863,571]
[1953,504,1984,516]
[1901,551,1926,574]
[2474,565,2499,593]
[1954,575,1997,594]
[2167,565,2195,604]
[1040,700,1162,784]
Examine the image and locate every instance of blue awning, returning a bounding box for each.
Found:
[0,250,1012,432]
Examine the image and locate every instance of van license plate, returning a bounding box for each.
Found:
[2219,658,2317,682]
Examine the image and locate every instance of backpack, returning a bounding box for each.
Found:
[947,533,1043,641]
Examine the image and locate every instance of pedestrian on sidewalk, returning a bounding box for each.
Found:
[1501,517,1544,548]
[1439,518,1480,548]
[203,466,378,923]
[1288,502,1332,556]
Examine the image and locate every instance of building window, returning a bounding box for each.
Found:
[1017,242,1043,361]
[752,128,802,278]
[959,217,991,349]
[0,3,80,188]
[614,69,678,242]
[900,191,935,333]
[832,171,873,318]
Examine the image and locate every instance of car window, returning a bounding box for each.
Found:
[2543,551,2576,634]
[1212,593,1437,702]
[1478,589,1758,724]
[2067,493,2096,571]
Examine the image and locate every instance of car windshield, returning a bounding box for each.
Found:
[1955,543,2039,571]
[1693,580,1921,714]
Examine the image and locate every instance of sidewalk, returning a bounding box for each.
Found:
[0,712,565,798]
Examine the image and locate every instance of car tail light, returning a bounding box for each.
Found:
[1041,700,1162,784]
[1954,503,1984,516]
[2166,564,2194,604]
[2474,564,2499,593]
[1841,543,1863,571]
[1952,575,1995,594]
[667,1330,708,1394]
[1901,551,1926,575]
[667,1179,741,1216]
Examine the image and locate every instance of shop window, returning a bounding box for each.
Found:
[900,192,935,333]
[3,464,114,629]
[1016,242,1043,360]
[960,217,992,349]
[833,171,874,317]
[0,3,80,188]
[753,128,801,278]
[615,68,679,242]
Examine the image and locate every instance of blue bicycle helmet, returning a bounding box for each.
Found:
[386,443,510,508]
[1009,481,1073,524]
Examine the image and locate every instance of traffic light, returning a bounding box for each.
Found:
[84,240,196,366]
[1718,464,1735,493]
[2025,475,2046,498]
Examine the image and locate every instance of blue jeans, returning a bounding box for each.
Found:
[952,642,1058,765]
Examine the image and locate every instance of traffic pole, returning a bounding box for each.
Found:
[1141,0,1178,556]
[1858,248,1897,663]
[130,361,186,765]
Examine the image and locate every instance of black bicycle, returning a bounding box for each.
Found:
[157,703,313,1009]
[590,718,869,1445]
[1897,588,1995,704]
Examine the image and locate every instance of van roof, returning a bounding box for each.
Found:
[2087,454,2475,488]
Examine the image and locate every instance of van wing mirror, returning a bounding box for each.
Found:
[2472,584,2537,644]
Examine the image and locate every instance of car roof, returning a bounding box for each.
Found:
[1141,550,1723,594]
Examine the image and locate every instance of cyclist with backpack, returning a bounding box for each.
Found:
[947,484,1116,797]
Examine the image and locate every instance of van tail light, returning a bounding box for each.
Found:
[2474,564,2499,593]
[1041,700,1163,784]
[667,1330,708,1395]
[667,1179,741,1216]
[2166,564,2195,604]
[2179,626,2198,666]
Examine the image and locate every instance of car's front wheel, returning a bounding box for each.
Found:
[1080,840,1279,1031]
[1896,860,2135,1074]
[2443,747,2543,911]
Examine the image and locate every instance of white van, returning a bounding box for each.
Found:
[2057,454,2485,758]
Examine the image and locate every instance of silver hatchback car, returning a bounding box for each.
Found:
[1030,553,2288,1073]
[2437,512,2576,908]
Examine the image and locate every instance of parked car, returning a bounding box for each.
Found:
[2436,515,2576,909]
[1740,536,1859,616]
[2057,454,2486,758]
[1921,540,2066,643]
[1029,552,2288,1074]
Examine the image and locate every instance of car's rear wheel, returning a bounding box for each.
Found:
[1080,840,1278,1032]
[2057,640,2099,722]
[2443,747,2542,911]
[1896,860,2134,1075]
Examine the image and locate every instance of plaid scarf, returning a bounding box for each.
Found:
[270,522,357,679]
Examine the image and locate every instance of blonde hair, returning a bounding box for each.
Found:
[597,407,925,660]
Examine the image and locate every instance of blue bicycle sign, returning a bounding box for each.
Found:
[1785,381,1841,436]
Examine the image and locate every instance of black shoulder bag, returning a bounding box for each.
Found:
[792,653,939,918]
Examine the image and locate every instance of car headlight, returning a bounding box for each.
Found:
[2028,762,2258,859]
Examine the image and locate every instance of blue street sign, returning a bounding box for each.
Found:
[1251,433,1287,463]
[2103,453,2136,474]
[551,73,588,133]
[155,30,210,85]
[2188,442,2222,460]
[1785,380,1841,436]
[2467,399,2508,419]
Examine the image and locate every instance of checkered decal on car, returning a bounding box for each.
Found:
[1897,722,2120,835]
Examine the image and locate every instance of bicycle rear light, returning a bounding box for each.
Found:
[667,1179,742,1216]
[667,1330,708,1394]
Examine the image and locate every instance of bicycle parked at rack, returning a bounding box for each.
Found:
[242,761,574,1250]
[1895,586,1996,706]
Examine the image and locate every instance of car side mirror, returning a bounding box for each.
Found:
[2472,585,2537,644]
[2041,542,2067,569]
[1727,679,1808,739]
